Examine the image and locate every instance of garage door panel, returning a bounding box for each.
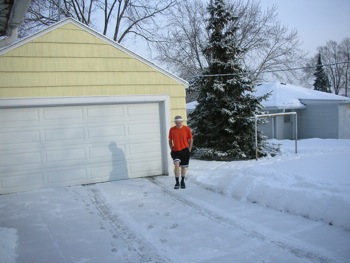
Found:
[86,105,124,118]
[0,151,42,168]
[87,125,125,138]
[45,148,86,163]
[89,144,126,159]
[43,107,83,120]
[125,114,160,123]
[0,102,165,194]
[129,160,162,178]
[1,172,44,190]
[1,154,88,173]
[127,103,159,116]
[44,128,85,142]
[0,130,41,144]
[90,162,128,181]
[0,108,40,123]
[129,141,161,155]
[125,135,160,142]
[128,123,160,135]
[47,168,88,185]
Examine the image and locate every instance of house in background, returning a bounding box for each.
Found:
[255,82,350,140]
[0,18,188,194]
[186,82,350,140]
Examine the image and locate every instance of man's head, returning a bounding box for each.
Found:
[174,115,183,128]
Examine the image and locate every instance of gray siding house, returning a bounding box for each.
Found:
[186,82,350,139]
[253,82,350,139]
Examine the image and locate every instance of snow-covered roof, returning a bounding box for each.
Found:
[186,82,350,111]
[186,100,198,110]
[255,82,350,110]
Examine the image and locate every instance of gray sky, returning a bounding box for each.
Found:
[123,0,350,62]
[259,0,350,55]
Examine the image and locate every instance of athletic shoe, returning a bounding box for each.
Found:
[180,181,186,189]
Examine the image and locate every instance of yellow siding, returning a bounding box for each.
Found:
[0,72,184,87]
[0,22,187,124]
[3,42,130,58]
[0,85,184,97]
[32,26,106,45]
[0,57,151,72]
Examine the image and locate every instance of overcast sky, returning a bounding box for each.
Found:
[123,0,350,62]
[259,0,350,55]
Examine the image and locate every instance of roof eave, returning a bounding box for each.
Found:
[299,98,350,104]
[263,105,306,111]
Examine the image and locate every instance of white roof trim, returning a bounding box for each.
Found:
[264,105,307,110]
[0,18,188,87]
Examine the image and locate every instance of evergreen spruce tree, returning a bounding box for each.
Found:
[313,53,331,93]
[189,0,269,160]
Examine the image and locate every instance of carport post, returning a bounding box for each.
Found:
[255,115,258,160]
[255,112,298,160]
[295,112,298,154]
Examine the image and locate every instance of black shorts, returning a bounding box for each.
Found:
[171,148,190,167]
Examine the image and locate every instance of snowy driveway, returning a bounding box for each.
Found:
[1,175,349,263]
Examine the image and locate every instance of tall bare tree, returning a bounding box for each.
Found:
[153,0,305,84]
[152,1,208,81]
[320,40,346,95]
[302,38,350,96]
[19,0,177,44]
[339,38,350,96]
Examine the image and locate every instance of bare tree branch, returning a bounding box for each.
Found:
[20,0,177,45]
[152,0,306,84]
[320,40,346,95]
[302,38,350,96]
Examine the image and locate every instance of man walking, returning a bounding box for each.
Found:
[168,115,193,189]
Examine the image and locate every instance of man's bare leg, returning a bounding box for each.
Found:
[180,167,186,189]
[174,161,180,189]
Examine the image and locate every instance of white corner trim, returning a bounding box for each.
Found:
[0,95,170,108]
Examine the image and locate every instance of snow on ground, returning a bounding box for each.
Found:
[0,139,349,263]
[189,138,350,230]
[0,227,17,263]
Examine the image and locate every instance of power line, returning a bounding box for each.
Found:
[197,61,350,77]
[261,61,350,73]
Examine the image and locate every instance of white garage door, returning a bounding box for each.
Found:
[0,102,165,194]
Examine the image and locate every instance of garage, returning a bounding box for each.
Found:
[0,18,187,194]
[0,96,170,194]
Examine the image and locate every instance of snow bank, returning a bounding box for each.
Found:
[0,227,17,263]
[189,139,350,230]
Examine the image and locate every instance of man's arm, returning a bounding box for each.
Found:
[188,138,193,152]
[169,140,173,150]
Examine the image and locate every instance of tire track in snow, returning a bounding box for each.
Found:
[148,177,334,263]
[85,184,171,263]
